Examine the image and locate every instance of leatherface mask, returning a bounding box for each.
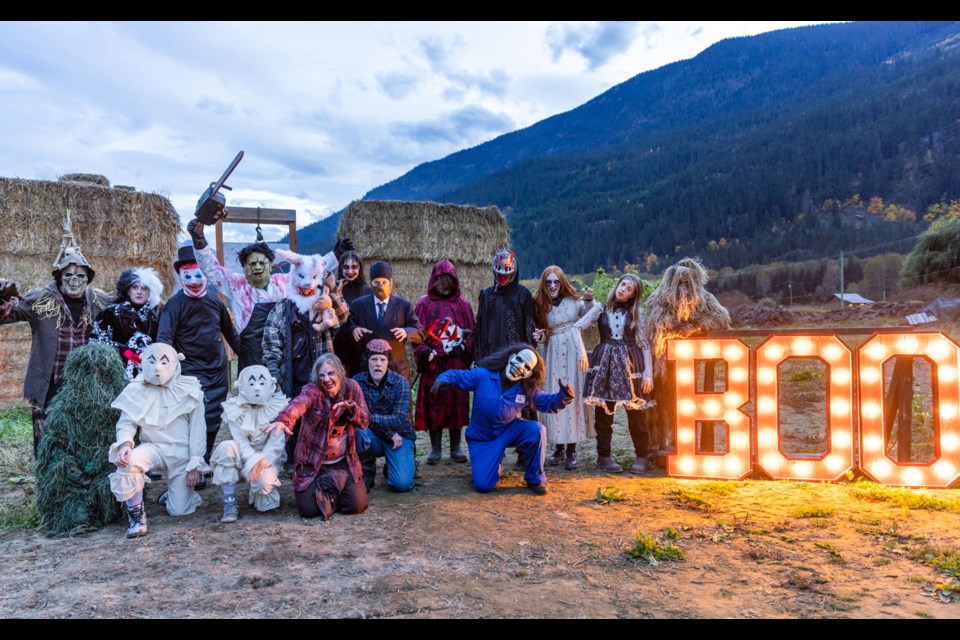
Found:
[178,263,208,298]
[505,348,538,382]
[243,252,272,290]
[237,365,275,405]
[140,343,180,386]
[59,264,89,299]
[493,250,517,287]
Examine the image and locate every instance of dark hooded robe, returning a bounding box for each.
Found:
[412,260,475,433]
[473,264,536,362]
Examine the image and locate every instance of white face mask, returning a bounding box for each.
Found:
[237,365,274,405]
[140,343,180,386]
[179,265,208,298]
[505,348,538,382]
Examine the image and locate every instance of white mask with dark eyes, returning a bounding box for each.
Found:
[505,348,538,382]
[140,343,180,386]
[237,365,275,405]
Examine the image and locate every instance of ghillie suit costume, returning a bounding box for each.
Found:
[0,213,109,455]
[34,342,128,538]
[91,266,165,381]
[209,365,289,522]
[643,257,732,450]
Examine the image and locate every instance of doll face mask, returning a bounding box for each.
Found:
[505,348,538,382]
[140,343,180,386]
[238,365,275,405]
[178,263,208,298]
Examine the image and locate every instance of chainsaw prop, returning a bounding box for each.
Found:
[194,151,244,226]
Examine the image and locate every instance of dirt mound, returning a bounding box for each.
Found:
[730,301,921,329]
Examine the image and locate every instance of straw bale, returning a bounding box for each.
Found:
[337,200,510,308]
[0,175,181,407]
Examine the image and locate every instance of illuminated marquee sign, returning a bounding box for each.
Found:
[665,331,960,488]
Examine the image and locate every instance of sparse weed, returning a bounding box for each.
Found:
[625,531,686,564]
[794,505,835,518]
[596,485,628,504]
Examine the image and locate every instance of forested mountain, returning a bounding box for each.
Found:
[297,21,960,277]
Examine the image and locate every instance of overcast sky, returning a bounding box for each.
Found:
[0,21,838,243]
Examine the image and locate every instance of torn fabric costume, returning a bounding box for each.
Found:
[210,365,289,513]
[413,260,475,435]
[273,378,370,520]
[108,343,210,518]
[194,244,336,370]
[0,216,109,456]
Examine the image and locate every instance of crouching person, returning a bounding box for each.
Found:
[108,343,209,538]
[431,343,573,496]
[353,339,416,493]
[264,354,370,520]
[209,365,289,523]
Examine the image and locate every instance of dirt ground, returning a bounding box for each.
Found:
[3,303,960,619]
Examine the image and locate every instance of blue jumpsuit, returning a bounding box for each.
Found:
[436,367,568,492]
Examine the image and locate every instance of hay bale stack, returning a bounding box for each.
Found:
[0,175,181,407]
[336,200,510,307]
[337,200,510,377]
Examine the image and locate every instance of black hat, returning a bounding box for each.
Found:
[173,245,198,274]
[369,260,393,281]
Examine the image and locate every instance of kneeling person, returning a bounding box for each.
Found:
[431,343,573,496]
[209,365,289,523]
[354,339,415,493]
[108,343,209,538]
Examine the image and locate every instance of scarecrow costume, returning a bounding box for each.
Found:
[0,213,109,455]
[108,343,210,538]
[209,365,289,522]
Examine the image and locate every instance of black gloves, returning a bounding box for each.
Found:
[187,219,208,251]
[0,279,20,302]
[334,237,355,261]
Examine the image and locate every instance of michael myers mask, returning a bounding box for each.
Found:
[505,348,538,382]
[237,365,276,405]
[140,343,181,386]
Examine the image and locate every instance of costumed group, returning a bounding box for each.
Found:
[1,211,730,539]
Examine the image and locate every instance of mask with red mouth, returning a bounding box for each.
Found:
[178,263,208,298]
[492,249,517,288]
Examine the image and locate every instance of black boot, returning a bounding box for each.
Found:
[449,428,467,463]
[427,430,442,465]
[548,444,564,466]
[360,450,376,491]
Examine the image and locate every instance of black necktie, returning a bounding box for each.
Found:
[377,301,385,324]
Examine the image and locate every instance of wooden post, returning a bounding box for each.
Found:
[883,356,914,462]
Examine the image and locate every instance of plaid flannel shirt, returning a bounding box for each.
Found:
[352,370,415,443]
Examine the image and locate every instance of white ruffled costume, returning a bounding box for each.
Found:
[210,365,289,512]
[108,343,210,517]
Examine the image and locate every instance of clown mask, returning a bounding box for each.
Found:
[179,263,208,298]
[140,343,181,386]
[237,365,276,405]
[59,264,89,299]
[243,252,272,290]
[505,348,538,382]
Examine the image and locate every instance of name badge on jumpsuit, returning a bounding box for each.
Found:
[515,394,526,405]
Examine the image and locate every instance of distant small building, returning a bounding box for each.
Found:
[834,293,874,307]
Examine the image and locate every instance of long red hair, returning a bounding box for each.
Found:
[534,265,581,331]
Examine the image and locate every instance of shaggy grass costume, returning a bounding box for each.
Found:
[34,342,128,537]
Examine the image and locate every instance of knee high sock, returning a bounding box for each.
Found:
[221,483,236,499]
[125,492,143,509]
